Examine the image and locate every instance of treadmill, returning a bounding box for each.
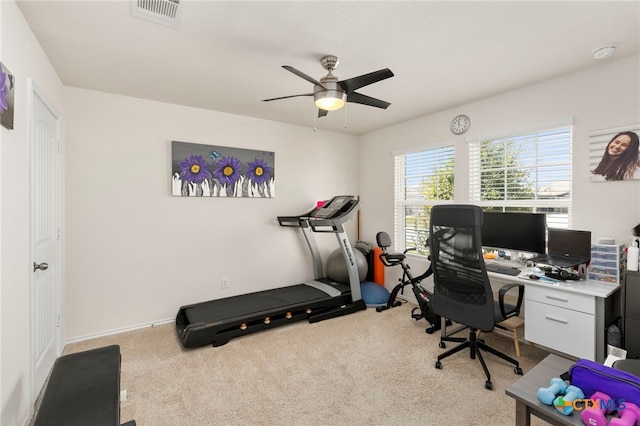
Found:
[176,195,367,348]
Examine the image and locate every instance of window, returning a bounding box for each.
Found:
[394,145,454,255]
[469,124,572,228]
[393,123,572,256]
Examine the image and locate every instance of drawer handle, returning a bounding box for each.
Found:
[545,314,569,324]
[545,295,569,303]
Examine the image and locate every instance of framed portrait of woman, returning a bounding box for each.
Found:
[589,125,640,182]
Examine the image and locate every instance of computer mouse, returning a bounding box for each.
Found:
[529,274,540,280]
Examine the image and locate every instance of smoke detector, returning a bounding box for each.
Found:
[132,0,181,28]
[592,44,617,60]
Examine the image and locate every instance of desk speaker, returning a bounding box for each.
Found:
[545,269,580,281]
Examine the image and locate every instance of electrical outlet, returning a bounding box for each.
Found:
[221,277,230,289]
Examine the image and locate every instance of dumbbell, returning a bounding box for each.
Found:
[581,391,613,426]
[553,385,584,416]
[538,377,568,405]
[609,402,640,426]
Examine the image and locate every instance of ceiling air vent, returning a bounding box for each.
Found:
[132,0,181,28]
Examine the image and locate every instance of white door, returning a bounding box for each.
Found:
[30,80,62,400]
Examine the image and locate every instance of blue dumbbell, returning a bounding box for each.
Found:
[553,385,585,415]
[537,377,568,405]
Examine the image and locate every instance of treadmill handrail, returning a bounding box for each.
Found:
[308,220,339,233]
[276,204,321,228]
[277,215,309,228]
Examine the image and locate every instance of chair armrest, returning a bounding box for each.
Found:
[498,283,524,319]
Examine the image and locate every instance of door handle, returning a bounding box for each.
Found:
[33,262,49,272]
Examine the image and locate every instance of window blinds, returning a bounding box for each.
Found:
[394,145,454,253]
[468,126,572,228]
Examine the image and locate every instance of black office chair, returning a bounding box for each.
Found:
[429,204,524,390]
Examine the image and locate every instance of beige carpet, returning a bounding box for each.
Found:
[57,303,552,426]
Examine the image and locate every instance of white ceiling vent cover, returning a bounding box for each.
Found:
[132,0,181,28]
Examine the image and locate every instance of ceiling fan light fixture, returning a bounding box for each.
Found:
[314,90,347,111]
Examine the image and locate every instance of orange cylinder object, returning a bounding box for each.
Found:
[372,247,385,286]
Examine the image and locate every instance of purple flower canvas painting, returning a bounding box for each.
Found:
[172,141,275,197]
[0,62,15,130]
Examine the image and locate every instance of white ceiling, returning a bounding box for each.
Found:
[16,1,640,135]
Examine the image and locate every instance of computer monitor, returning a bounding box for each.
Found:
[547,228,591,259]
[528,228,592,268]
[481,211,547,254]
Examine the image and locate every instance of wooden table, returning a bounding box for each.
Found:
[505,353,582,426]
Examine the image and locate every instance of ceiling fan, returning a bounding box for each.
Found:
[262,55,394,118]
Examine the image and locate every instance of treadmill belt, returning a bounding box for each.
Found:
[185,283,342,325]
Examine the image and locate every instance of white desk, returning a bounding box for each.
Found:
[487,263,620,363]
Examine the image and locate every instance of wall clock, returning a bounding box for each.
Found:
[450,114,471,135]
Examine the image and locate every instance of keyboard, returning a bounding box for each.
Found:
[485,263,522,276]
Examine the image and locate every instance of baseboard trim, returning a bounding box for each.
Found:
[64,317,174,345]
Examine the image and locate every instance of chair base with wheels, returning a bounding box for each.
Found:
[435,328,523,390]
[433,287,525,389]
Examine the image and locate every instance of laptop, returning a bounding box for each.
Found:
[530,228,591,268]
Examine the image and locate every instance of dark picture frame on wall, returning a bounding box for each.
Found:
[589,125,640,182]
[1,62,15,130]
[171,140,275,197]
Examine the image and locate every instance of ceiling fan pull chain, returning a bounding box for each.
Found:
[313,108,317,132]
[344,103,348,128]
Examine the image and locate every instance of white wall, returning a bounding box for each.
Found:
[1,1,65,425]
[64,87,360,340]
[359,55,640,289]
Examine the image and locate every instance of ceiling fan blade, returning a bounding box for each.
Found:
[318,109,328,118]
[347,92,391,109]
[338,68,394,94]
[262,93,313,102]
[282,65,327,90]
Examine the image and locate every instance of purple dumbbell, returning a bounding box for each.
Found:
[581,391,613,426]
[610,402,640,426]
[538,377,568,405]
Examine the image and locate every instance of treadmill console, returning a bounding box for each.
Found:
[312,195,356,219]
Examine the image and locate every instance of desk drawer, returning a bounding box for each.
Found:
[525,299,595,360]
[525,285,595,314]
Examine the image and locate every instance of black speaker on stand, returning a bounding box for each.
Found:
[545,268,581,281]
